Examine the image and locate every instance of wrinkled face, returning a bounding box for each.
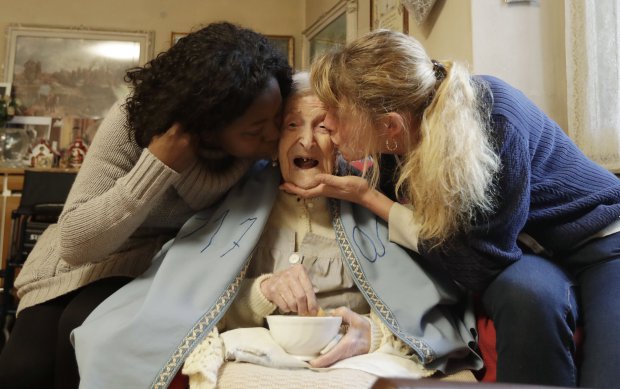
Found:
[279,94,335,188]
[323,106,366,162]
[205,77,282,159]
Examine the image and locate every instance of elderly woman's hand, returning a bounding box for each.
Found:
[308,307,371,368]
[260,264,320,316]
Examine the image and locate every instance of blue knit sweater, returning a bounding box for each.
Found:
[419,75,620,292]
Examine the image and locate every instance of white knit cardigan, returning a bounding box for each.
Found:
[15,101,252,313]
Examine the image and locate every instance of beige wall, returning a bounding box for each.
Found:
[409,0,473,66]
[0,0,305,77]
[471,0,567,130]
[306,0,341,28]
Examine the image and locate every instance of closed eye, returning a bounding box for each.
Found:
[315,123,330,134]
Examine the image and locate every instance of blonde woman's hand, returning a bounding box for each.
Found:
[280,174,370,204]
[309,306,371,368]
[260,264,319,316]
[148,123,199,172]
[280,174,394,222]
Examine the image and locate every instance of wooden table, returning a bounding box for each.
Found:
[372,378,575,389]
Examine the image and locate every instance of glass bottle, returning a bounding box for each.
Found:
[6,90,18,119]
[0,96,7,127]
[51,141,61,167]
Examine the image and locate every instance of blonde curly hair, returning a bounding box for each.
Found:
[310,29,500,244]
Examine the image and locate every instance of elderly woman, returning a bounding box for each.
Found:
[72,73,481,388]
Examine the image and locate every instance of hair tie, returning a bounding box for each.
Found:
[431,59,447,82]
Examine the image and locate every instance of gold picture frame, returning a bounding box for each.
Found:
[170,31,188,47]
[266,35,295,68]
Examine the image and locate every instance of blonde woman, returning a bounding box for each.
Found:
[282,30,620,389]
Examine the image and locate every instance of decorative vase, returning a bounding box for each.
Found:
[0,126,36,167]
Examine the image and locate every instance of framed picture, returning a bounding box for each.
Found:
[4,25,153,121]
[266,35,295,67]
[308,13,346,65]
[371,0,409,33]
[170,32,188,47]
[302,0,350,69]
[0,83,10,98]
[5,115,53,142]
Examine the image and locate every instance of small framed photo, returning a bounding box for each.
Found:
[0,82,10,98]
[5,115,53,141]
[170,32,188,47]
[371,0,409,33]
[266,35,295,68]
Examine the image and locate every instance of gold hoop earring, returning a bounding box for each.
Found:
[385,138,398,152]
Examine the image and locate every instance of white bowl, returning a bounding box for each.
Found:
[266,315,342,360]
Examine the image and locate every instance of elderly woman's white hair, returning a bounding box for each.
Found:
[290,71,312,97]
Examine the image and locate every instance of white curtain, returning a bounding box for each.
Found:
[565,0,620,171]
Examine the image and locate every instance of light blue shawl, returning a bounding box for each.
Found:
[73,163,482,389]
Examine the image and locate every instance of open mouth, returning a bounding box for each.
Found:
[293,157,319,169]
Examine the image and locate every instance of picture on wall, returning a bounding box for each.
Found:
[170,32,187,47]
[309,13,346,65]
[371,0,409,33]
[4,25,153,147]
[266,35,295,67]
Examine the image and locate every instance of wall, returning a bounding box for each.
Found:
[305,0,567,131]
[305,0,472,64]
[0,0,305,76]
[471,0,567,130]
[409,0,474,66]
[0,0,568,130]
[306,0,341,29]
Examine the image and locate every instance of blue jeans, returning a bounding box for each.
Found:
[482,232,620,389]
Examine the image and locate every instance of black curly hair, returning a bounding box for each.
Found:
[123,22,293,147]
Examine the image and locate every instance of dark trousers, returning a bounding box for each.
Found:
[483,254,578,387]
[0,277,131,389]
[483,232,620,389]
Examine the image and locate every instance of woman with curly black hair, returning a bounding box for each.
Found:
[0,21,292,389]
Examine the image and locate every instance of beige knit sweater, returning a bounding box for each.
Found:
[15,101,253,313]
